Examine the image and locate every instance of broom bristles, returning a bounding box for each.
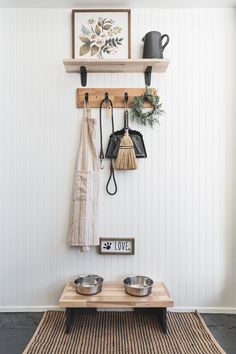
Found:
[115,131,138,170]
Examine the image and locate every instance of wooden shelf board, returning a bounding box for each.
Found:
[59,281,174,309]
[63,59,170,74]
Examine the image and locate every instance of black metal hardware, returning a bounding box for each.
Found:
[65,307,97,334]
[134,307,167,334]
[65,308,76,334]
[144,65,152,86]
[105,92,109,100]
[80,66,87,87]
[156,307,167,334]
[85,92,89,103]
[80,65,153,87]
[124,92,128,104]
[65,306,167,334]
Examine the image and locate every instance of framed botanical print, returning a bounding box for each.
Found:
[72,9,131,59]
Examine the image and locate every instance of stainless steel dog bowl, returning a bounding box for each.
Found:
[123,275,153,297]
[74,274,103,295]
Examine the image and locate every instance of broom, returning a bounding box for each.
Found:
[115,110,138,170]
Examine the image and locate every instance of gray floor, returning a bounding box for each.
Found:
[0,312,235,354]
[201,314,236,354]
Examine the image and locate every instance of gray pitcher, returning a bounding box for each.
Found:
[142,31,169,59]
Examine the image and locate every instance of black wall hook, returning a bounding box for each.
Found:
[80,66,87,87]
[105,92,109,100]
[124,92,128,104]
[85,92,89,103]
[144,66,152,86]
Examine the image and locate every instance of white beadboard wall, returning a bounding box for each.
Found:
[0,8,236,311]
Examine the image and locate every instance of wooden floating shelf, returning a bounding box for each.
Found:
[63,58,170,74]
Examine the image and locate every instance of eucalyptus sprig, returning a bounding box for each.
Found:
[130,87,164,127]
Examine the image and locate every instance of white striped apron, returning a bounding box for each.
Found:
[67,108,99,251]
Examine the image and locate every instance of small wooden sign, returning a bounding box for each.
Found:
[99,238,135,255]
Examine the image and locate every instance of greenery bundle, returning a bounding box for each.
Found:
[130,87,164,127]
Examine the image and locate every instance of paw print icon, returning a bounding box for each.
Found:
[103,242,112,250]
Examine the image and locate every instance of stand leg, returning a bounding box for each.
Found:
[65,308,75,334]
[156,308,167,334]
[134,307,167,334]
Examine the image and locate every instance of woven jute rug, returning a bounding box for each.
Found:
[23,311,226,354]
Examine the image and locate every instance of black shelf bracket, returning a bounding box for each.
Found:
[144,65,152,86]
[80,66,87,87]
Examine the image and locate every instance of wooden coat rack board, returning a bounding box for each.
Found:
[76,88,156,108]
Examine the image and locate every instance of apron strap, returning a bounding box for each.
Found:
[106,161,117,196]
[99,97,117,195]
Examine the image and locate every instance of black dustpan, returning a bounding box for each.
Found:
[106,110,147,159]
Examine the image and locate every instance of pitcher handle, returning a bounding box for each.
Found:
[160,34,169,51]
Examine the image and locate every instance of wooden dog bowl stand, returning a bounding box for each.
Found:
[59,281,174,334]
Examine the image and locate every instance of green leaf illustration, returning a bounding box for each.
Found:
[117,38,123,45]
[91,45,99,56]
[103,24,112,30]
[80,43,91,56]
[79,36,91,44]
[95,25,101,35]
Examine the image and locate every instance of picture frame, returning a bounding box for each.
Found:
[72,9,131,59]
[99,238,135,255]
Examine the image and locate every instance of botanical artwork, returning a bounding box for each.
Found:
[79,17,124,59]
[73,10,130,59]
